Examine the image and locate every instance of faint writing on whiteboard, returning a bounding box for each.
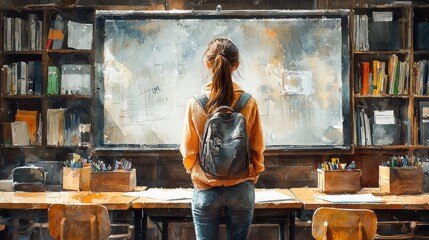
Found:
[282,71,315,96]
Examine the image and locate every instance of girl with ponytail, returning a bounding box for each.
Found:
[181,37,265,240]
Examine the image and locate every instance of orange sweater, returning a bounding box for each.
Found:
[180,82,265,190]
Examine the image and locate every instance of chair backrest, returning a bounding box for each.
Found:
[48,204,111,240]
[312,207,377,240]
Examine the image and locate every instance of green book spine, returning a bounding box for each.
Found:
[47,66,59,95]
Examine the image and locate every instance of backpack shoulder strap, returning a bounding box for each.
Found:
[233,92,251,112]
[193,94,209,112]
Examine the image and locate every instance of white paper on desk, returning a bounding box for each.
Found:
[123,188,193,201]
[314,193,383,203]
[255,191,295,202]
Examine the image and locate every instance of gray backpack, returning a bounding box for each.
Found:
[194,92,251,179]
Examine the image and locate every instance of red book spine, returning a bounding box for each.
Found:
[361,62,370,95]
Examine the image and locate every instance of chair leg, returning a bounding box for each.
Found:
[322,221,328,240]
[359,222,363,240]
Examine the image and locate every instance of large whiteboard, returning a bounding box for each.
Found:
[95,10,351,149]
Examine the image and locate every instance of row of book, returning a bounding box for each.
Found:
[1,61,43,95]
[48,65,92,95]
[414,60,429,96]
[354,14,369,51]
[46,108,90,146]
[2,110,40,146]
[3,14,43,52]
[1,109,90,146]
[356,55,409,95]
[354,12,401,51]
[355,108,403,146]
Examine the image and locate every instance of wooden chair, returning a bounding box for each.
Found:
[312,207,377,240]
[48,204,111,240]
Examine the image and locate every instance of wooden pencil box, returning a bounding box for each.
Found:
[317,169,362,193]
[90,169,136,192]
[379,166,423,195]
[63,167,91,191]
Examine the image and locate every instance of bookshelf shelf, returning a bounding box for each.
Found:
[1,51,43,55]
[46,95,92,100]
[414,50,429,55]
[1,95,43,99]
[0,145,40,149]
[47,49,93,54]
[354,4,412,9]
[355,145,412,150]
[44,145,90,149]
[354,94,409,98]
[353,50,410,55]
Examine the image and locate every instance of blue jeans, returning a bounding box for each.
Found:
[192,181,255,240]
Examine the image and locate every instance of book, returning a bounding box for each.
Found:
[420,101,429,145]
[47,108,65,146]
[47,14,65,49]
[15,110,38,145]
[33,61,42,95]
[1,65,11,94]
[18,61,27,95]
[28,14,37,51]
[1,122,12,145]
[11,62,18,95]
[11,121,30,146]
[27,61,34,94]
[47,66,60,95]
[361,62,370,95]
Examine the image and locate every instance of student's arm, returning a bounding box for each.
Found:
[180,99,199,173]
[248,100,265,175]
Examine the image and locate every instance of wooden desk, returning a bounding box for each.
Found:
[131,188,302,240]
[290,187,429,210]
[0,191,139,240]
[0,191,138,210]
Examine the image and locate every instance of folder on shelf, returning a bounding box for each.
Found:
[372,123,401,146]
[415,22,429,50]
[67,20,93,50]
[368,21,400,51]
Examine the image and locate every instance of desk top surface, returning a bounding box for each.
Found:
[290,187,429,210]
[0,191,138,210]
[131,188,302,209]
[2,188,429,211]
